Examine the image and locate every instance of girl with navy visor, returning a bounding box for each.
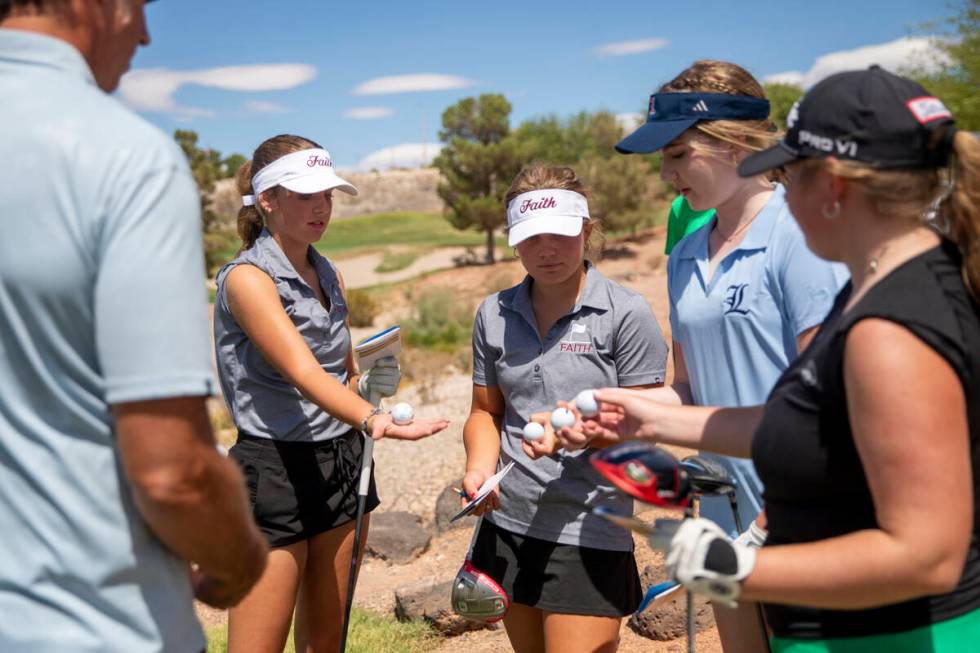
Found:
[462,165,669,652]
[562,60,847,653]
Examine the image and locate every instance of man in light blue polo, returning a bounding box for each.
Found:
[0,2,266,651]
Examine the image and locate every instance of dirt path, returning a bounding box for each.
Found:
[334,246,474,289]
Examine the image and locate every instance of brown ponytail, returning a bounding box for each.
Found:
[235,160,264,252]
[234,134,323,252]
[947,131,980,301]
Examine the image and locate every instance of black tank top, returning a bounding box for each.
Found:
[752,240,980,639]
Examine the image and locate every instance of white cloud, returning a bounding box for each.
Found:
[119,64,316,117]
[615,112,644,132]
[244,100,289,114]
[763,36,948,89]
[345,106,394,120]
[351,74,474,96]
[594,37,669,57]
[357,142,442,171]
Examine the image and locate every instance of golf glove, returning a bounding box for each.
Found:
[734,520,768,549]
[357,356,401,402]
[666,518,757,608]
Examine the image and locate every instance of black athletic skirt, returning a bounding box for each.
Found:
[229,430,380,548]
[470,518,642,617]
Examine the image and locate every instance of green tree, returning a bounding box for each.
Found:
[763,83,804,131]
[515,110,625,164]
[174,129,235,274]
[433,94,524,263]
[907,0,980,131]
[221,153,247,179]
[580,154,651,237]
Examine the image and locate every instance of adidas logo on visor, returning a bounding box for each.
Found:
[692,100,709,113]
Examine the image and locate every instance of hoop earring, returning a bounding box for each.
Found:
[821,200,841,220]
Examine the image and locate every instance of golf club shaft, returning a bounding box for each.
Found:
[339,390,381,653]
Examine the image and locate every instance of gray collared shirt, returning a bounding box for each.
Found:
[473,262,668,550]
[215,229,352,442]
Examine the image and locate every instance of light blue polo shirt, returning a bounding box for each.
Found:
[214,229,353,442]
[667,185,847,534]
[0,30,212,653]
[473,262,669,550]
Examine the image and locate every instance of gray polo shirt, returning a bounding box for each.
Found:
[214,229,353,442]
[473,262,668,550]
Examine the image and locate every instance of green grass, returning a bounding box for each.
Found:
[205,608,439,653]
[211,211,507,269]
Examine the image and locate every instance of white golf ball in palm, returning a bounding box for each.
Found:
[575,390,599,417]
[550,407,576,430]
[522,421,545,442]
[391,402,414,426]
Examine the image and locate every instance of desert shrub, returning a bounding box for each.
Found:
[346,288,380,327]
[402,288,473,351]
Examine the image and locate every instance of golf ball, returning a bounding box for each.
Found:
[551,407,576,430]
[522,421,545,442]
[575,389,599,417]
[391,402,414,426]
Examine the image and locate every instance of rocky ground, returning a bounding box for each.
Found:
[199,228,725,652]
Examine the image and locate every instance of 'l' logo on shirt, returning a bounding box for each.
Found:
[723,284,750,315]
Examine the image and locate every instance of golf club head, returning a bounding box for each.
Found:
[590,442,691,508]
[679,455,737,496]
[637,581,683,613]
[451,560,509,623]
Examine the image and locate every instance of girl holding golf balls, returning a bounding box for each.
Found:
[214,134,449,652]
[461,165,669,652]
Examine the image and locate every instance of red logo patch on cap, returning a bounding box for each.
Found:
[906,96,953,124]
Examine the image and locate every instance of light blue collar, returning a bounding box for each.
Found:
[676,184,786,261]
[0,28,96,86]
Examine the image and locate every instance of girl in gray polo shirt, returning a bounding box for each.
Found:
[213,134,448,652]
[462,165,668,652]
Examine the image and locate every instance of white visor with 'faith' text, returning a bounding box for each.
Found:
[506,189,589,246]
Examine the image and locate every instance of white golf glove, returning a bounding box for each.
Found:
[733,520,768,549]
[357,356,401,402]
[665,518,757,608]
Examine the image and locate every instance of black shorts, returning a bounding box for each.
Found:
[470,519,642,617]
[229,431,380,548]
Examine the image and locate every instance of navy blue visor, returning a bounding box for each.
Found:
[616,92,770,154]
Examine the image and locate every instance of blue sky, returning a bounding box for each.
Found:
[124,0,949,170]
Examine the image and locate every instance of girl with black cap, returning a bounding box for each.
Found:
[582,67,980,652]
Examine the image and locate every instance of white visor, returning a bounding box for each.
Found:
[506,189,589,246]
[242,148,358,206]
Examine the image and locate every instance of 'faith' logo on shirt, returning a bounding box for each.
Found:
[723,284,751,315]
[560,322,594,354]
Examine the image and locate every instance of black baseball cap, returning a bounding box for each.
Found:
[616,92,770,154]
[739,66,957,177]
